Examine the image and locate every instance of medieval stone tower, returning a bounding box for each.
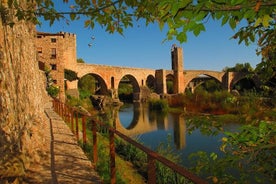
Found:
[171,45,185,93]
[36,31,77,101]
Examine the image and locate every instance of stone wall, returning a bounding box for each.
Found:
[0,1,48,181]
[36,31,77,101]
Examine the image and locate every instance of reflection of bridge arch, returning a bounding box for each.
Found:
[113,104,187,149]
[114,103,160,136]
[78,73,109,95]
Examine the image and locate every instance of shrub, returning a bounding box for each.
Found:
[46,85,59,97]
[148,99,169,112]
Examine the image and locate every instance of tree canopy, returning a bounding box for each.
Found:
[223,62,254,72]
[1,0,275,84]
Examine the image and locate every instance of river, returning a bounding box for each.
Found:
[108,102,241,167]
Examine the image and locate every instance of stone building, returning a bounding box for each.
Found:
[36,31,77,101]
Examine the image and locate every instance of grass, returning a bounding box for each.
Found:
[64,116,146,184]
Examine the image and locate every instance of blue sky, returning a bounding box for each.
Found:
[36,3,261,71]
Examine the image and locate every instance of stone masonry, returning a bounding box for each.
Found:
[36,31,77,101]
[35,30,259,102]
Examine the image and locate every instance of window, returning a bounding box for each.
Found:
[51,48,56,59]
[37,35,42,38]
[50,64,57,70]
[37,47,42,54]
[53,80,57,84]
[38,61,45,71]
[51,38,57,43]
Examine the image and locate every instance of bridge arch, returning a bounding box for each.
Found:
[118,74,141,101]
[146,74,156,92]
[228,72,261,92]
[166,74,174,94]
[78,73,109,95]
[183,71,225,93]
[231,77,257,92]
[184,74,223,93]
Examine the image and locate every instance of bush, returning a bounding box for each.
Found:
[64,69,78,81]
[148,99,169,112]
[46,85,59,97]
[79,89,91,100]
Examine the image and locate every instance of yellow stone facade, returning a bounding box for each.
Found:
[36,31,77,101]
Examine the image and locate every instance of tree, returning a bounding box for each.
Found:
[223,62,254,72]
[64,69,78,81]
[77,58,85,63]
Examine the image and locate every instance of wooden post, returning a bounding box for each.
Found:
[109,129,116,184]
[82,116,87,144]
[147,154,156,184]
[71,110,74,132]
[92,120,98,163]
[76,112,79,140]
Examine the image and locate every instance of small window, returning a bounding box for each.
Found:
[53,80,57,84]
[51,38,57,43]
[51,48,56,59]
[37,47,42,54]
[37,35,42,38]
[38,61,45,71]
[51,64,57,70]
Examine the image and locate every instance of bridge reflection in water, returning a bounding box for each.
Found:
[113,103,186,149]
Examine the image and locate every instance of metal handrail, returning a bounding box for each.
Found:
[52,98,207,184]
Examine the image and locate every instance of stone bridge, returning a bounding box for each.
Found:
[65,47,260,101]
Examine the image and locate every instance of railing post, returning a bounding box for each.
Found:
[61,103,64,119]
[82,116,87,144]
[92,120,98,163]
[65,105,68,122]
[71,109,74,132]
[76,112,79,140]
[109,128,116,184]
[147,154,156,184]
[58,101,61,115]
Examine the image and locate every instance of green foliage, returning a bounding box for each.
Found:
[77,58,85,63]
[115,138,147,175]
[156,134,192,184]
[148,99,169,112]
[78,75,96,94]
[64,69,78,82]
[195,79,223,93]
[184,90,236,114]
[166,80,174,94]
[79,89,91,100]
[118,83,133,101]
[189,121,276,183]
[223,62,254,72]
[118,83,133,95]
[46,85,59,97]
[66,94,81,107]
